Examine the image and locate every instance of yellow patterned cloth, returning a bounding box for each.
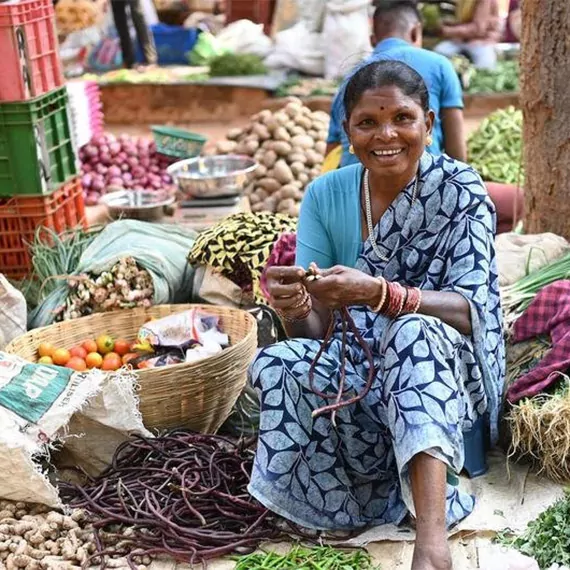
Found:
[188,212,297,304]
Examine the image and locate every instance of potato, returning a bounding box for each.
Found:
[288,152,308,164]
[251,202,265,212]
[226,128,243,141]
[310,150,325,167]
[264,116,280,131]
[297,172,310,186]
[315,141,327,155]
[280,185,299,199]
[274,112,289,126]
[286,96,303,106]
[274,127,291,142]
[254,164,268,178]
[285,101,303,118]
[291,135,315,149]
[312,121,328,132]
[261,140,274,150]
[252,123,271,140]
[291,179,305,189]
[295,116,312,131]
[249,193,261,205]
[262,150,278,168]
[235,141,250,155]
[262,196,278,212]
[245,139,259,154]
[216,140,237,154]
[277,198,296,214]
[254,187,269,201]
[258,177,282,193]
[272,141,293,156]
[307,129,318,140]
[274,160,294,184]
[290,161,305,176]
[254,150,265,162]
[290,126,306,137]
[257,109,272,123]
[311,111,330,123]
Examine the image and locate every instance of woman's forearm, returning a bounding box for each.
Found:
[283,298,330,340]
[417,291,472,335]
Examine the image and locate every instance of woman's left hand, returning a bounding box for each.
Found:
[305,264,381,309]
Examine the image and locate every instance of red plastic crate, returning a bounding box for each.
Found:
[0,177,86,279]
[0,0,64,102]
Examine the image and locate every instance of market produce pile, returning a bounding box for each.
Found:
[498,489,570,568]
[215,98,329,216]
[57,256,154,321]
[0,500,105,569]
[79,133,174,205]
[275,77,341,98]
[55,0,102,35]
[465,60,519,95]
[467,106,523,185]
[60,431,282,567]
[209,53,267,77]
[36,334,138,372]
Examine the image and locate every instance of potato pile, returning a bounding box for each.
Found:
[0,500,148,569]
[216,98,330,216]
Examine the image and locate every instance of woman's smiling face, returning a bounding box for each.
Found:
[344,85,434,177]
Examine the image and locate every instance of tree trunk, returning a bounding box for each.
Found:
[521,0,570,236]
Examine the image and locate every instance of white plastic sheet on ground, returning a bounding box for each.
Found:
[0,352,149,507]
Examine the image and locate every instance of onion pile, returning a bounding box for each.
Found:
[79,134,174,205]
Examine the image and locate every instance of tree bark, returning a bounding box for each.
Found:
[521,0,570,237]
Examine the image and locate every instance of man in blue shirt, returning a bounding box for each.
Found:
[327,0,466,168]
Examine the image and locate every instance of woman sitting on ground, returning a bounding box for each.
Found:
[248,60,505,570]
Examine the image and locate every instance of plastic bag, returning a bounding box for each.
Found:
[298,0,327,33]
[0,351,148,506]
[265,21,325,76]
[188,31,228,65]
[0,275,26,350]
[216,20,273,58]
[323,0,372,80]
[29,220,197,329]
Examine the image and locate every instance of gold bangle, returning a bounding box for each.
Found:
[370,277,387,313]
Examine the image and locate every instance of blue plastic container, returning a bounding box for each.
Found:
[137,25,199,65]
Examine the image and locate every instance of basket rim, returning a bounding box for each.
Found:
[5,304,258,375]
[151,125,207,143]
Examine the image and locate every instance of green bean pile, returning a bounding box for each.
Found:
[234,545,381,570]
[467,106,524,185]
[465,61,519,94]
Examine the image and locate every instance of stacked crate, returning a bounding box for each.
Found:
[0,0,85,280]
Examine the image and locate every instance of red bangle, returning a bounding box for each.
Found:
[402,287,422,314]
[385,281,406,318]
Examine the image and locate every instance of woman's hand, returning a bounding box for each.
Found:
[265,266,312,321]
[306,264,382,309]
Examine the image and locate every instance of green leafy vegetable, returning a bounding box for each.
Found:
[188,32,228,66]
[466,61,519,94]
[209,53,267,77]
[234,545,381,570]
[497,489,570,568]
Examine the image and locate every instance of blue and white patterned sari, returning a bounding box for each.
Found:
[248,153,505,530]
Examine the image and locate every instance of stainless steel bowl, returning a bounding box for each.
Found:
[167,155,258,199]
[100,189,176,222]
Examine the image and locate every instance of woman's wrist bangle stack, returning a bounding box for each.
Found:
[278,291,313,323]
[371,279,422,318]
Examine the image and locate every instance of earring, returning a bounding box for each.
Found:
[426,136,433,146]
[349,144,355,154]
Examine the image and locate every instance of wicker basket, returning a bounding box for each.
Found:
[5,305,257,433]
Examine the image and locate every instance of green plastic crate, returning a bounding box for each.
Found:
[151,125,207,160]
[0,87,78,197]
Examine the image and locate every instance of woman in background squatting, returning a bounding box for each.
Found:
[248,60,505,570]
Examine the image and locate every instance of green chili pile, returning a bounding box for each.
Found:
[234,545,381,570]
[467,106,523,185]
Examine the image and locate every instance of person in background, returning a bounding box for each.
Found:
[327,0,466,169]
[111,0,157,69]
[504,0,521,43]
[434,0,501,69]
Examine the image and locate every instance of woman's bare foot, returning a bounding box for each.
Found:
[411,539,452,570]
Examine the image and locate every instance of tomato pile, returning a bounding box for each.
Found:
[37,336,137,372]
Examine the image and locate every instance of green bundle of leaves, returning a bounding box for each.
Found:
[209,53,267,77]
[498,489,570,568]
